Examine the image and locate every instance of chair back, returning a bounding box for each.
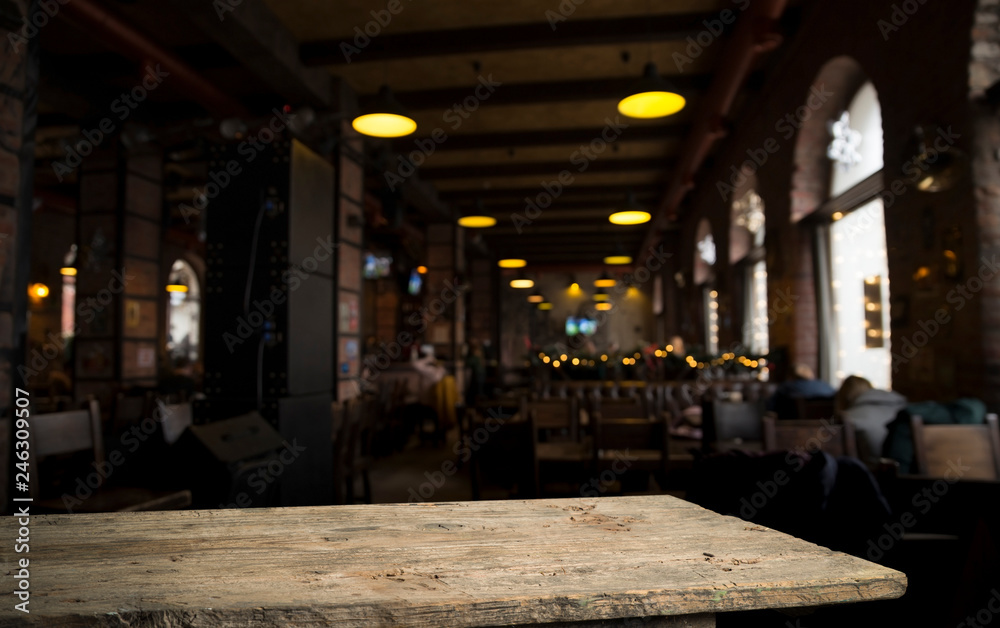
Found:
[703,399,764,447]
[591,395,649,420]
[30,399,104,476]
[911,414,1000,480]
[794,396,836,421]
[592,413,670,479]
[762,414,858,458]
[522,396,579,441]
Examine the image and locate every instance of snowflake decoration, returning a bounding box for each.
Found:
[733,190,765,235]
[697,234,717,266]
[827,111,863,169]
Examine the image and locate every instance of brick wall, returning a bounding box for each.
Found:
[678,0,986,404]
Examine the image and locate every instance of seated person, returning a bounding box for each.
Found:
[835,375,907,464]
[766,363,835,417]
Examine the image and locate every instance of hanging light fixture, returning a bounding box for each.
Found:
[594,272,616,288]
[352,85,417,138]
[498,258,527,268]
[29,283,50,299]
[527,291,545,303]
[510,275,534,289]
[537,301,553,311]
[604,255,632,265]
[608,192,651,225]
[457,200,496,228]
[617,62,686,119]
[595,302,613,311]
[593,289,610,302]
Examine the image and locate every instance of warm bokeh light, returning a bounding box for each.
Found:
[30,283,49,298]
[617,91,686,119]
[498,258,527,268]
[593,292,610,302]
[166,284,189,293]
[604,256,632,265]
[416,265,428,274]
[608,210,651,225]
[594,276,616,288]
[595,302,612,310]
[60,267,77,276]
[538,302,553,310]
[457,215,497,228]
[510,278,534,288]
[351,112,416,138]
[527,293,544,303]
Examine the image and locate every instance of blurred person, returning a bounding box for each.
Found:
[835,375,906,464]
[766,363,835,417]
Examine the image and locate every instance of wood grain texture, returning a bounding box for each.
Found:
[0,496,905,627]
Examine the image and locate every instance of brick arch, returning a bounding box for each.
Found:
[790,55,873,222]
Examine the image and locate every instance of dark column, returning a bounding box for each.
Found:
[1,0,40,509]
[335,121,364,402]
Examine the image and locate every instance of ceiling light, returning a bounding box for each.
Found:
[458,199,497,228]
[593,290,610,302]
[510,278,534,289]
[498,258,527,268]
[352,86,417,138]
[416,265,428,274]
[60,267,77,276]
[609,192,650,225]
[29,283,50,298]
[604,255,632,265]
[166,284,189,293]
[594,272,615,288]
[595,302,613,311]
[527,292,545,303]
[617,63,686,119]
[538,302,553,310]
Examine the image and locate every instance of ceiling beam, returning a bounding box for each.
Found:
[439,183,663,201]
[393,123,685,152]
[373,74,721,111]
[301,12,725,66]
[420,157,671,180]
[168,0,339,108]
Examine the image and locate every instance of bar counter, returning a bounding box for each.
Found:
[1,496,906,627]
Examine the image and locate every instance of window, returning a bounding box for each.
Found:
[825,82,891,389]
[166,259,201,369]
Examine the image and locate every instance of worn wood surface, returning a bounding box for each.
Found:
[0,496,905,627]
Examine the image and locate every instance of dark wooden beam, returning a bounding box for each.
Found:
[439,183,663,201]
[301,12,725,66]
[378,74,715,111]
[393,123,685,152]
[421,157,671,180]
[455,197,658,212]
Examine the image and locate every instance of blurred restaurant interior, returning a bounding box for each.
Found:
[2,0,1000,625]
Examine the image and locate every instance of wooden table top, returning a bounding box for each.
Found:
[1,496,906,627]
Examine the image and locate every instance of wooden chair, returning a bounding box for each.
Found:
[591,412,670,494]
[112,390,156,434]
[762,413,858,458]
[467,404,533,500]
[911,414,1000,480]
[29,400,192,513]
[524,396,590,496]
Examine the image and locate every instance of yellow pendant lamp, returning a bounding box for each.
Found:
[352,86,417,138]
[617,63,686,119]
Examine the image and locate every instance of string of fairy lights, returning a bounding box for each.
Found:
[532,345,768,373]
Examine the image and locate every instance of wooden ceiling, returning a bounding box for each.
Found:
[35,0,802,266]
